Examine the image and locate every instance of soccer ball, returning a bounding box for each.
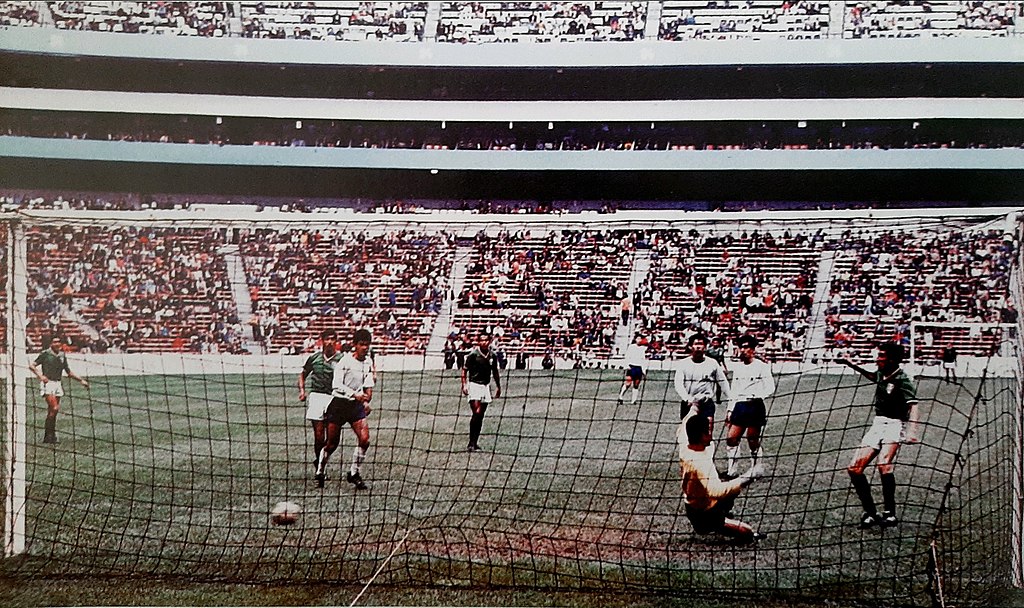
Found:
[270,501,301,526]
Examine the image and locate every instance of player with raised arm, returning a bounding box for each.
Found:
[674,333,731,434]
[724,335,776,479]
[30,335,89,444]
[617,335,647,405]
[461,332,502,452]
[838,342,920,529]
[298,329,341,484]
[315,328,375,491]
[677,404,766,544]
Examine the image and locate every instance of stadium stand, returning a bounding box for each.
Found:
[14,205,1016,364]
[48,1,230,35]
[453,228,635,361]
[844,0,1019,38]
[659,0,831,41]
[3,111,1021,151]
[239,227,453,355]
[635,229,816,362]
[0,1,42,26]
[435,1,647,43]
[4,1,1021,39]
[822,226,1017,359]
[238,1,428,41]
[26,225,241,354]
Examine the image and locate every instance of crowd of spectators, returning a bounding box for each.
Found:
[455,228,636,361]
[436,1,647,43]
[634,228,817,362]
[239,228,454,355]
[27,226,243,354]
[4,201,1017,365]
[823,226,1017,359]
[6,112,1021,152]
[4,1,1022,39]
[48,1,230,35]
[846,1,1019,38]
[0,1,41,26]
[660,0,830,41]
[239,1,428,41]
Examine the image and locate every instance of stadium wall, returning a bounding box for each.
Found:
[0,353,1015,379]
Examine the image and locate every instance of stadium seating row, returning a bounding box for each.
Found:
[3,1,1018,40]
[15,221,1015,367]
[4,112,1021,151]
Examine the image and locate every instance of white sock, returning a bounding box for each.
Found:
[727,445,740,475]
[631,387,639,404]
[316,448,329,475]
[751,447,763,467]
[618,385,628,399]
[350,446,366,475]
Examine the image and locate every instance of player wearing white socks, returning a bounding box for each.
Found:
[315,328,375,491]
[618,335,648,405]
[724,335,776,479]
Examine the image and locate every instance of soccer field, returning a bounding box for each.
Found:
[3,368,1014,607]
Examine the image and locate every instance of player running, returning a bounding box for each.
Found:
[838,342,920,529]
[724,335,776,479]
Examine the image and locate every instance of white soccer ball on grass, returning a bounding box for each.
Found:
[270,501,302,526]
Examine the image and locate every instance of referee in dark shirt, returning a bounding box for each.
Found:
[461,333,502,452]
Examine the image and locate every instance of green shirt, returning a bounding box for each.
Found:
[874,368,918,421]
[35,349,70,381]
[302,351,341,395]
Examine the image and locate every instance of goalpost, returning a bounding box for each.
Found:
[0,209,1020,606]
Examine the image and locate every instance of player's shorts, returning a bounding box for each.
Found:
[681,397,716,421]
[859,416,905,448]
[325,397,367,425]
[305,392,332,421]
[729,399,767,429]
[466,382,492,404]
[943,362,956,370]
[626,365,644,382]
[40,381,64,398]
[685,494,738,535]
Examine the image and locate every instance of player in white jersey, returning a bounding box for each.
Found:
[314,328,375,490]
[617,335,647,405]
[674,333,731,435]
[724,335,776,478]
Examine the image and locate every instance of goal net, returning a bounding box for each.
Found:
[1,209,1020,606]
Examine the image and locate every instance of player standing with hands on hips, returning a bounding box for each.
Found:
[462,332,501,452]
[30,335,89,444]
[724,335,776,479]
[838,342,920,529]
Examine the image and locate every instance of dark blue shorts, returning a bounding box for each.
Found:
[627,365,644,382]
[681,398,717,420]
[685,494,737,535]
[729,399,767,429]
[325,397,367,425]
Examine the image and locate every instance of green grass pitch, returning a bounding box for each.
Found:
[1,368,1014,607]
